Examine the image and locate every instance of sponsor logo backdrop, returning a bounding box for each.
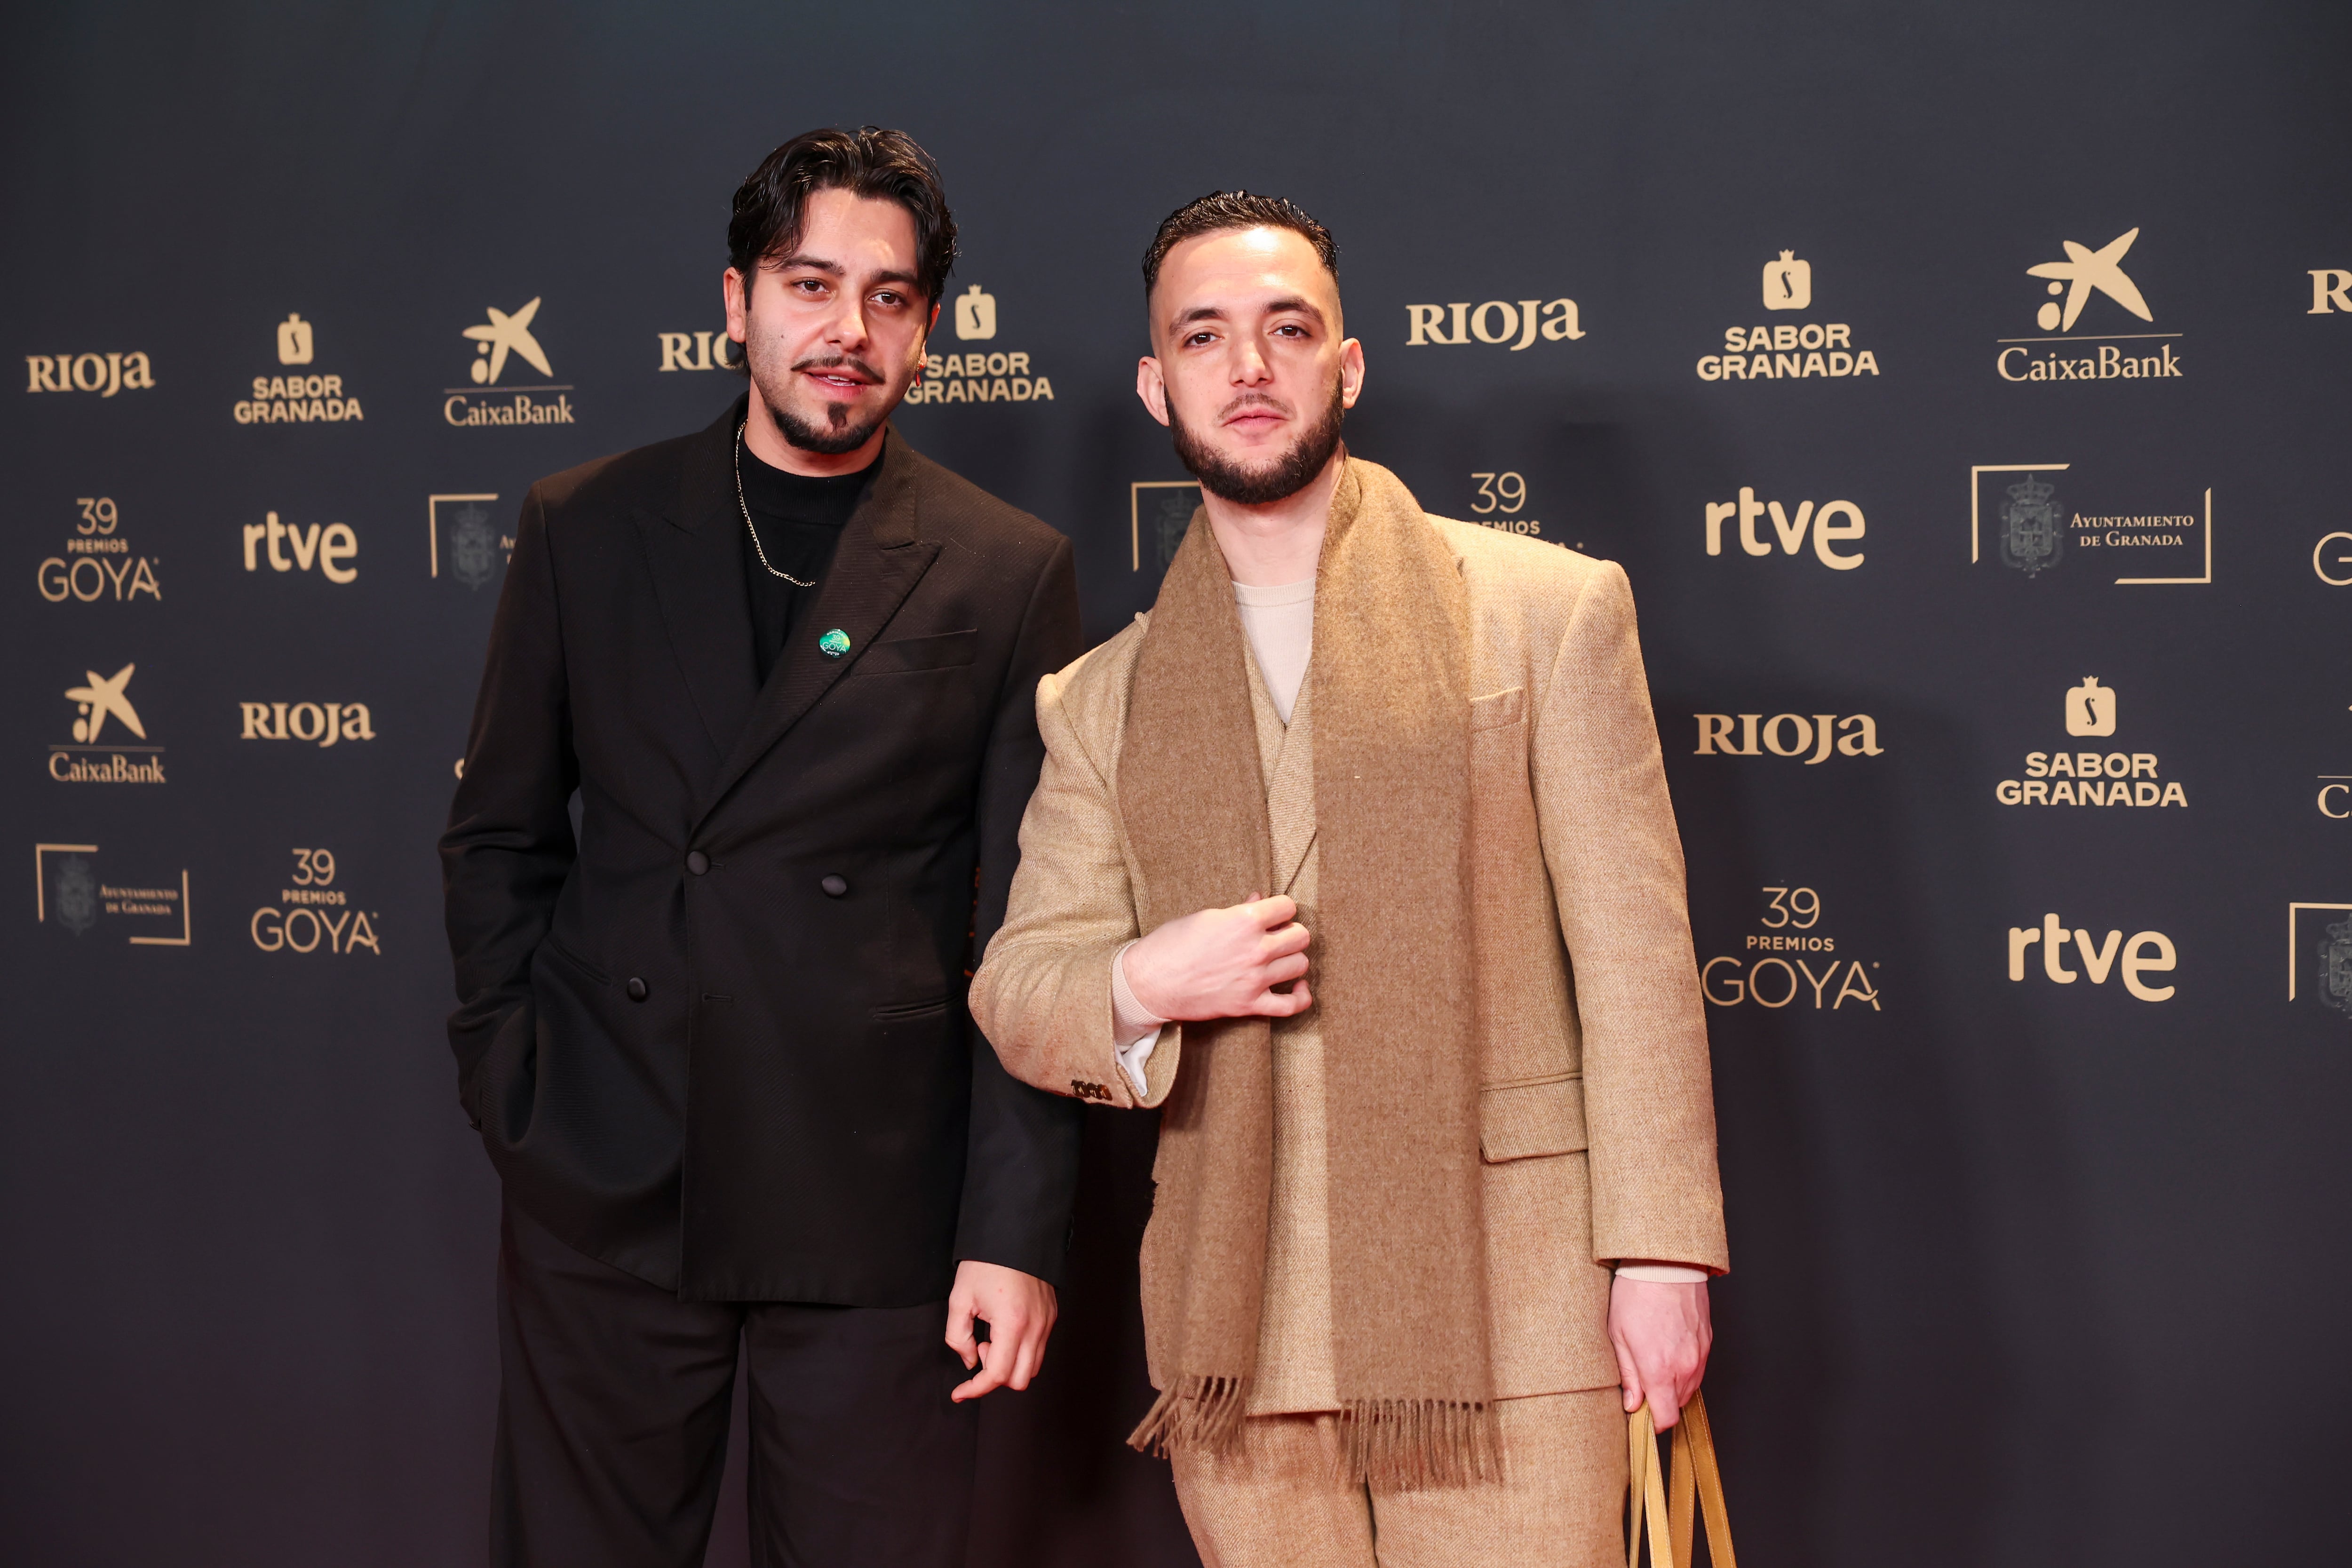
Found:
[4,4,2346,1567]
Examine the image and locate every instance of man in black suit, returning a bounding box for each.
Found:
[441,127,1083,1568]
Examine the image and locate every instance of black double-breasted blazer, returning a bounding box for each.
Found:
[441,399,1083,1304]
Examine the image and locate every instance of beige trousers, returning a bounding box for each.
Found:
[1170,1389,1629,1568]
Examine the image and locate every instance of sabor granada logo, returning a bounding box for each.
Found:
[233,313,365,425]
[24,350,156,397]
[1695,250,1883,383]
[1994,678,2187,809]
[904,286,1057,405]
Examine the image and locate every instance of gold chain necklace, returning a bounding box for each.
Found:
[734,423,815,587]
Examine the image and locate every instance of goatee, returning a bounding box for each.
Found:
[750,351,892,456]
[1170,383,1346,505]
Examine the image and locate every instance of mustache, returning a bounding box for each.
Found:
[1216,392,1293,422]
[791,352,885,385]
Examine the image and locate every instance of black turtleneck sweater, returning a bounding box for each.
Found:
[736,438,881,686]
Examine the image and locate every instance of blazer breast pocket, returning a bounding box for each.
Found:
[854,628,979,676]
[1470,685,1526,732]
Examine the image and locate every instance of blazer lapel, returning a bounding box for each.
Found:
[698,425,940,820]
[638,399,759,774]
[1245,654,1319,897]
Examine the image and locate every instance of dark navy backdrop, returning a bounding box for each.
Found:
[6,3,2349,1564]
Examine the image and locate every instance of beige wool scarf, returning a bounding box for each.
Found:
[1120,458,1496,1488]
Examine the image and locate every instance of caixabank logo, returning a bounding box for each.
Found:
[1701,884,1883,1012]
[444,298,574,426]
[50,662,165,784]
[1694,250,1883,384]
[231,313,365,425]
[35,843,190,946]
[1995,227,2183,383]
[1994,677,2188,810]
[24,349,156,398]
[903,285,1056,406]
[429,493,508,589]
[38,495,160,605]
[1970,464,2211,586]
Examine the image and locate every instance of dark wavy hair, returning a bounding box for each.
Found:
[727,127,958,305]
[1142,190,1337,298]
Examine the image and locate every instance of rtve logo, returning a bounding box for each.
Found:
[242,512,358,583]
[25,350,156,397]
[2007,914,2176,1001]
[1703,487,1867,569]
[1405,298,1583,349]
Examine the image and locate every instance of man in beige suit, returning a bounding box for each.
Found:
[969,191,1726,1567]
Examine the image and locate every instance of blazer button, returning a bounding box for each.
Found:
[625,977,648,1002]
[820,874,849,898]
[685,851,709,876]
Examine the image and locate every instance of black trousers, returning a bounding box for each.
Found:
[492,1200,978,1568]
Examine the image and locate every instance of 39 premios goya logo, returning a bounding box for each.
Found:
[1695,250,1882,384]
[231,313,365,426]
[35,843,190,946]
[1701,885,1883,1012]
[903,285,1057,406]
[38,496,160,605]
[444,297,575,426]
[1993,678,2187,811]
[1994,226,2183,383]
[51,661,165,784]
[1970,464,2211,587]
[251,847,379,957]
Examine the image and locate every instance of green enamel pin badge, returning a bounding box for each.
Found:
[818,628,851,658]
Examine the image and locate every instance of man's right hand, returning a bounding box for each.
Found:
[1124,895,1313,1021]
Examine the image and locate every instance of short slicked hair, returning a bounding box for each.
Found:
[728,127,958,305]
[1141,191,1338,299]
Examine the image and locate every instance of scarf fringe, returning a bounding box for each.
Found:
[1127,1375,1251,1459]
[1335,1398,1502,1491]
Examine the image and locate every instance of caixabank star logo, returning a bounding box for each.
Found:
[1970,463,2211,587]
[1994,227,2184,383]
[50,662,165,784]
[443,298,575,426]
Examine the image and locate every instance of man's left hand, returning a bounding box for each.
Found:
[946,1260,1058,1402]
[1608,1273,1712,1430]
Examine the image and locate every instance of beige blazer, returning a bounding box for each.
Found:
[971,520,1727,1403]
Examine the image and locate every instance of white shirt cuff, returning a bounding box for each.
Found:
[1613,1263,1711,1284]
[1111,940,1167,1097]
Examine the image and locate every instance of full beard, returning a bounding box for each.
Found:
[1169,381,1347,506]
[747,346,899,456]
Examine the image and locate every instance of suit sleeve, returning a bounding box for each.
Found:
[1531,562,1728,1274]
[951,536,1088,1283]
[439,486,577,1126]
[969,654,1182,1113]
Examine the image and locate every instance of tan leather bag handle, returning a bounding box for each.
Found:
[1627,1393,1735,1568]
